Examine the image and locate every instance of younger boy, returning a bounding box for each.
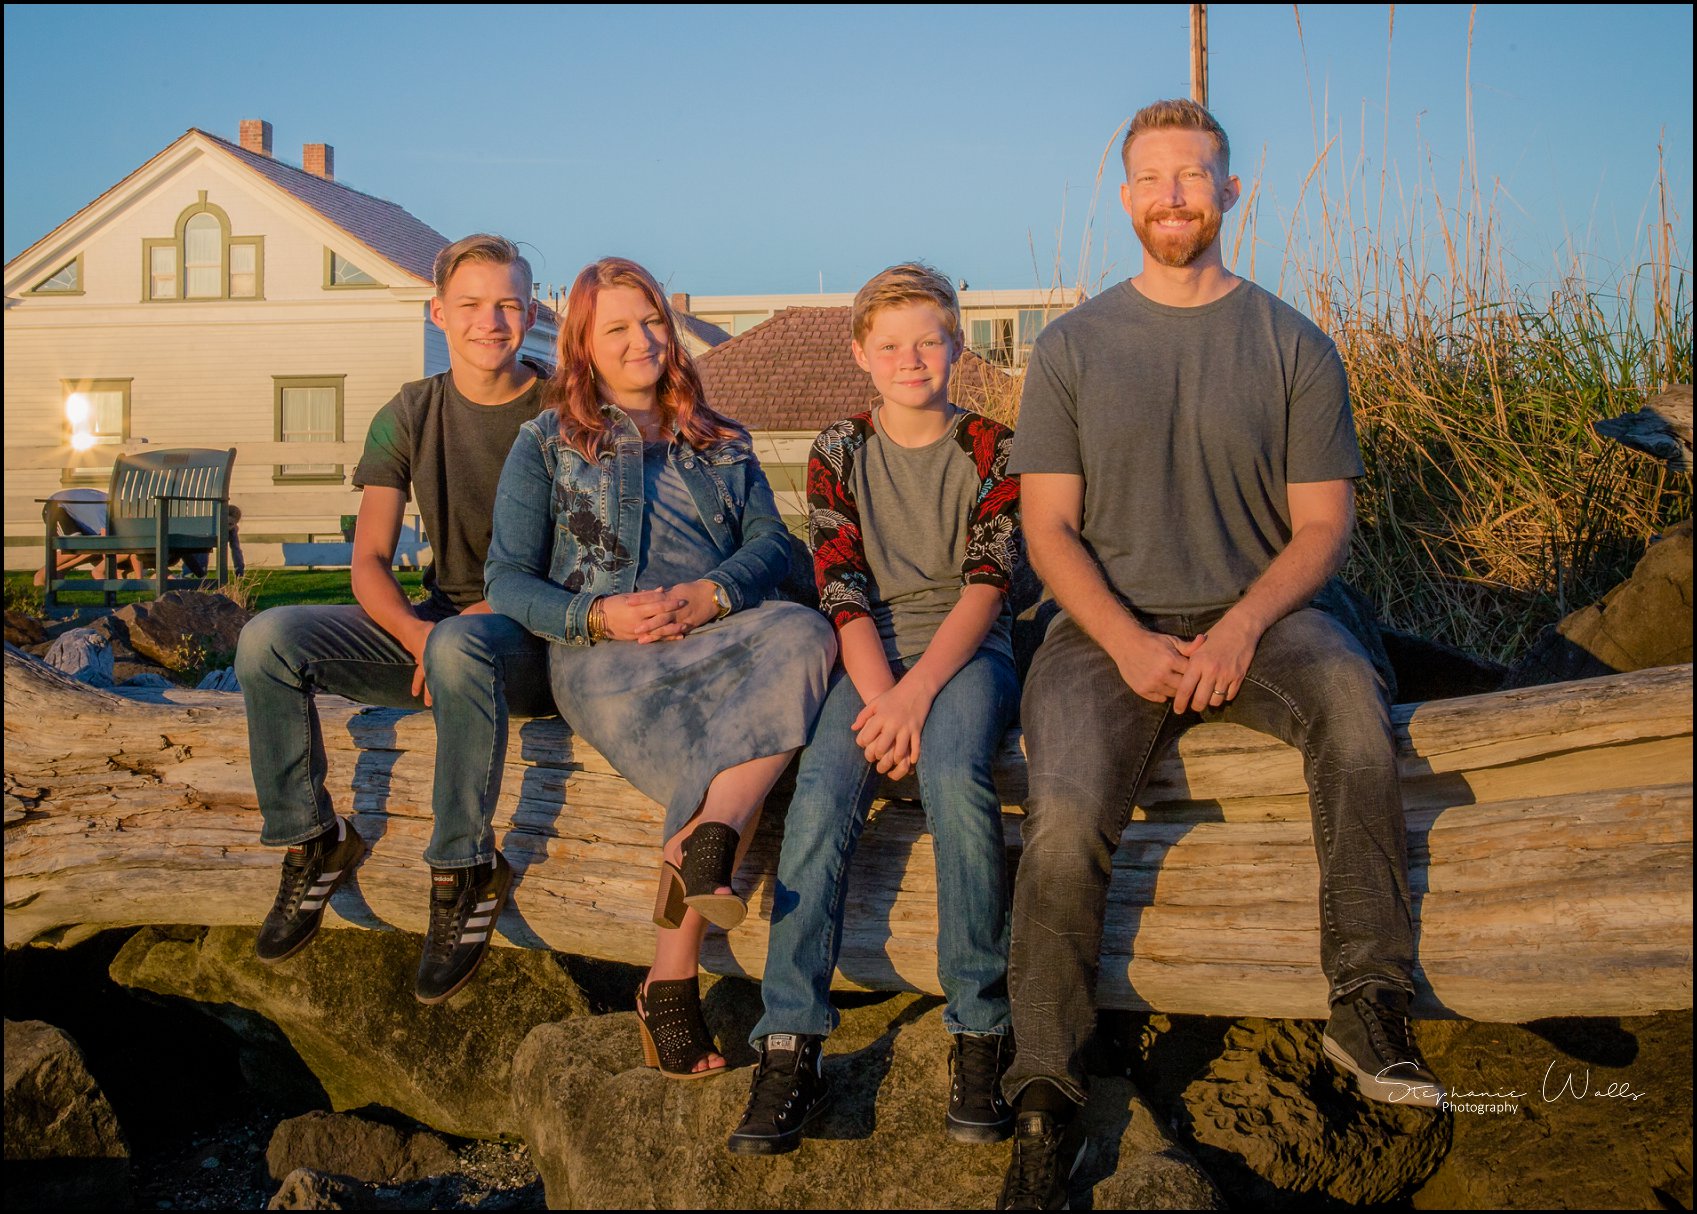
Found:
[727,263,1021,1154]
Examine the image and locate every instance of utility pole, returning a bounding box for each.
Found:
[1190,4,1209,109]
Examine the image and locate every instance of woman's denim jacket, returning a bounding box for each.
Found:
[485,403,792,646]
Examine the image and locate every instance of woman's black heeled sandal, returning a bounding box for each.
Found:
[652,821,746,931]
[636,975,726,1080]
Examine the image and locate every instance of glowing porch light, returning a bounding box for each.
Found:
[65,393,91,425]
[71,431,97,452]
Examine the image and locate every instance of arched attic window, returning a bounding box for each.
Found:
[143,194,263,301]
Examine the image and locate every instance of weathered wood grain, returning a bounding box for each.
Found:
[4,644,1691,1019]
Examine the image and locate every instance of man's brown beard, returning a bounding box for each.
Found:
[1133,207,1223,268]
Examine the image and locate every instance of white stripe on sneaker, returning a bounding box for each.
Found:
[474,899,497,912]
[461,931,488,943]
[320,868,343,881]
[465,915,492,928]
[299,898,324,911]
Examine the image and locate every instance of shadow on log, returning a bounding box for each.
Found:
[4,643,1691,1022]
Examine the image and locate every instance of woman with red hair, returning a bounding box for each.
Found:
[487,257,835,1078]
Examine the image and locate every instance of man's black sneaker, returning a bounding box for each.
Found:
[948,1031,1015,1143]
[725,1033,831,1155]
[1322,983,1445,1108]
[414,851,512,1005]
[256,817,365,963]
[998,1108,1087,1210]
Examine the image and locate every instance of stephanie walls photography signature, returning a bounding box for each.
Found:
[1376,1061,1648,1109]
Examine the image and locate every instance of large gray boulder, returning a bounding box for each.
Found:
[109,589,252,671]
[1505,517,1693,687]
[3,1018,131,1209]
[42,626,113,686]
[267,1110,459,1185]
[510,980,1222,1210]
[1177,1018,1450,1205]
[110,925,590,1139]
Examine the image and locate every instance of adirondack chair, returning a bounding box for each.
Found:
[42,448,237,613]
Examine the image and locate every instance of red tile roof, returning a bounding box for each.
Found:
[696,306,1014,432]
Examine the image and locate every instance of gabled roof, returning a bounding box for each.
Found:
[8,126,561,321]
[676,311,731,350]
[196,129,445,285]
[695,306,1014,432]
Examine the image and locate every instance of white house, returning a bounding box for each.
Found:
[2,118,557,570]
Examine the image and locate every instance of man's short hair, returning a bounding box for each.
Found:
[851,262,962,345]
[1120,99,1231,177]
[432,233,534,299]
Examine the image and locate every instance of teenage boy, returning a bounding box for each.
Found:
[236,233,555,1004]
[727,263,1022,1155]
[997,101,1443,1210]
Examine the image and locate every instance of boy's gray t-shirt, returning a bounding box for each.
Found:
[1010,278,1361,615]
[353,370,544,609]
[849,409,1015,664]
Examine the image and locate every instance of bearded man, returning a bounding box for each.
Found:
[995,99,1443,1211]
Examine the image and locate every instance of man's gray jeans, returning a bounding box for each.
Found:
[1003,606,1416,1107]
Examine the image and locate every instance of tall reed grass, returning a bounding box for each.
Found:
[1275,8,1690,659]
[1026,8,1690,661]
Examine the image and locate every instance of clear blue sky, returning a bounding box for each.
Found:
[4,4,1690,299]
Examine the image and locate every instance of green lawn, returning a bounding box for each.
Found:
[5,568,425,616]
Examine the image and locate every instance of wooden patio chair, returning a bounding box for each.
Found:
[42,448,237,614]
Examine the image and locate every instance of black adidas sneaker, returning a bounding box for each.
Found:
[255,816,365,963]
[414,851,513,1005]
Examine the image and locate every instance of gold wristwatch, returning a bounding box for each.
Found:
[711,584,732,620]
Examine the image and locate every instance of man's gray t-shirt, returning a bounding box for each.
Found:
[353,369,544,609]
[850,410,1015,664]
[1010,279,1361,615]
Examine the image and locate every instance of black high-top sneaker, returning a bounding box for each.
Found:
[948,1031,1016,1142]
[414,851,512,1005]
[1322,983,1445,1108]
[998,1085,1087,1211]
[725,1033,831,1155]
[256,817,365,963]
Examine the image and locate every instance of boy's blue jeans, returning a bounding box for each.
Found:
[751,647,1019,1044]
[236,600,553,869]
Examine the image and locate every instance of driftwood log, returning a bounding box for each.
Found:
[4,644,1691,1021]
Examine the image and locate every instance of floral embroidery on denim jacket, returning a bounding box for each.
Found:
[485,403,793,646]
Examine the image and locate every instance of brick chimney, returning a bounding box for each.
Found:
[670,292,691,313]
[239,119,273,157]
[303,143,334,180]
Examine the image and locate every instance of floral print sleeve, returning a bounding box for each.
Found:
[807,413,876,628]
[955,413,1020,591]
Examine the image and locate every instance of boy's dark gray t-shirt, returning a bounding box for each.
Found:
[850,409,1015,665]
[353,370,544,609]
[1010,278,1361,615]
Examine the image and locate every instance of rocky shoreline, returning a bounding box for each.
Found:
[4,925,1690,1210]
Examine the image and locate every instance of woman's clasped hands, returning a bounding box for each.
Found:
[597,581,720,643]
